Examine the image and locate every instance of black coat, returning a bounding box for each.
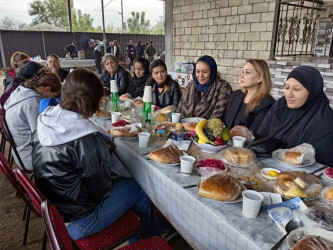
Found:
[99,66,132,95]
[223,90,275,137]
[151,79,182,108]
[32,131,115,222]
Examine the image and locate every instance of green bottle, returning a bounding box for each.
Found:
[143,102,152,124]
[111,92,119,112]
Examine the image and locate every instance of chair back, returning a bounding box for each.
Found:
[0,114,28,171]
[41,200,75,250]
[13,168,45,215]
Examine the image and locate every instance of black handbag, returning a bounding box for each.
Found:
[246,136,282,156]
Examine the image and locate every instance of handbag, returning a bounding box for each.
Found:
[245,136,282,156]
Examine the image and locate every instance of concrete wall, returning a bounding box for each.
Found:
[172,0,276,90]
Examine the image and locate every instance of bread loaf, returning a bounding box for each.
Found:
[119,93,132,101]
[154,113,168,122]
[224,148,254,166]
[109,125,141,137]
[198,174,241,201]
[183,122,198,131]
[160,105,173,114]
[230,126,252,141]
[148,144,182,164]
[133,98,144,107]
[292,235,333,250]
[95,109,111,117]
[284,151,303,165]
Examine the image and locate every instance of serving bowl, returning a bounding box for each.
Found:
[193,140,227,153]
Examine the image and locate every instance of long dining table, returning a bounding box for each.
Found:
[92,118,332,250]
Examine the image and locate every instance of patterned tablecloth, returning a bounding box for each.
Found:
[59,59,95,68]
[92,117,332,250]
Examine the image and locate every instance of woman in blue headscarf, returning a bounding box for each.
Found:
[178,55,232,119]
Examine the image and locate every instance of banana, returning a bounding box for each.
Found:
[198,139,206,144]
[195,119,214,144]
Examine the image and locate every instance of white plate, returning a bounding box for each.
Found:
[181,117,204,123]
[272,149,316,167]
[116,136,138,140]
[231,134,255,142]
[287,227,333,249]
[323,168,333,181]
[260,168,281,180]
[193,140,227,153]
[94,115,111,120]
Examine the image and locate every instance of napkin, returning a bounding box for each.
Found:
[163,138,191,151]
[265,197,308,233]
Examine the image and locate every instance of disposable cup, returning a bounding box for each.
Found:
[151,105,156,112]
[143,86,152,102]
[171,113,181,123]
[242,190,264,218]
[138,132,150,148]
[180,156,195,173]
[233,136,246,147]
[125,99,133,108]
[110,80,118,92]
[111,112,121,123]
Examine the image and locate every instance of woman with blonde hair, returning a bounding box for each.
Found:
[222,59,275,137]
[3,51,29,89]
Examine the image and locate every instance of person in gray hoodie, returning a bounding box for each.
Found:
[4,64,61,170]
[32,68,161,240]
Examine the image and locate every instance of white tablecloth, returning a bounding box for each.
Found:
[92,118,332,249]
[60,59,95,68]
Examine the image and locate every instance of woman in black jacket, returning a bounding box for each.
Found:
[146,59,181,108]
[127,57,150,98]
[223,59,275,137]
[32,68,161,240]
[99,54,132,95]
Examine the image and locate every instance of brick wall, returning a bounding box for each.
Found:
[173,0,276,90]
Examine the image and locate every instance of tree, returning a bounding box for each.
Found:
[123,11,151,34]
[0,16,28,30]
[28,0,95,32]
[151,18,164,35]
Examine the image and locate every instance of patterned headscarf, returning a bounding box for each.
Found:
[192,55,217,93]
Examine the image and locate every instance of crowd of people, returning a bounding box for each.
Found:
[1,49,333,244]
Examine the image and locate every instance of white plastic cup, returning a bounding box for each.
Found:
[110,80,118,92]
[180,156,196,173]
[233,136,246,147]
[111,112,121,123]
[125,99,133,108]
[138,132,150,148]
[151,105,155,112]
[143,86,152,102]
[242,190,264,218]
[171,113,181,123]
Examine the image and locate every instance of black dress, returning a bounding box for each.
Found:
[222,89,275,137]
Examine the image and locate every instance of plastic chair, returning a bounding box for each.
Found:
[0,153,46,248]
[41,199,142,250]
[118,236,172,250]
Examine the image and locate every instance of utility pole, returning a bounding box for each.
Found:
[101,0,107,54]
[66,0,72,32]
[118,0,124,33]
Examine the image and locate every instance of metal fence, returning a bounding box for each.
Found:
[0,30,165,68]
[272,0,333,58]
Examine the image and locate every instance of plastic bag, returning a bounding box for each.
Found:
[291,235,333,250]
[220,147,259,168]
[320,186,333,207]
[181,63,194,73]
[301,203,333,231]
[174,61,182,72]
[284,143,315,165]
[126,56,131,65]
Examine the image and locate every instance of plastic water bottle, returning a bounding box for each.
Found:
[143,102,152,124]
[111,92,119,111]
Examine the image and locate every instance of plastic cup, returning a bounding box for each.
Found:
[151,105,155,112]
[242,190,264,218]
[110,80,118,92]
[233,136,246,147]
[138,132,150,148]
[111,112,121,123]
[180,156,196,173]
[125,99,132,108]
[143,86,152,102]
[171,113,181,123]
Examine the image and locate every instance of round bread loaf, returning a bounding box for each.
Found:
[198,174,241,201]
[95,109,111,117]
[183,122,198,131]
[230,125,252,141]
[109,126,139,137]
[154,113,168,122]
[133,98,143,107]
[292,235,333,250]
[119,93,132,101]
[160,105,173,114]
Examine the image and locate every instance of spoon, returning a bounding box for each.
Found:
[271,219,301,250]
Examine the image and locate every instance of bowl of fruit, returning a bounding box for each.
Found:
[192,118,229,153]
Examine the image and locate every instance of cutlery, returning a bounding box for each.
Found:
[271,219,301,250]
[182,184,197,189]
[309,166,327,175]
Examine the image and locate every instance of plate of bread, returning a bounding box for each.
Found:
[221,147,259,168]
[95,109,111,120]
[109,125,142,139]
[198,173,246,203]
[275,171,323,199]
[230,125,254,142]
[272,149,315,167]
[148,144,182,165]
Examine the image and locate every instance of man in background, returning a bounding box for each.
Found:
[113,40,121,60]
[64,41,77,58]
[135,41,144,59]
[106,41,114,54]
[126,40,135,66]
[146,41,157,63]
[93,40,103,74]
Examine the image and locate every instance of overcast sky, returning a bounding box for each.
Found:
[0,0,164,27]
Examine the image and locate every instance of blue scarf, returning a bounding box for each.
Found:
[192,55,217,93]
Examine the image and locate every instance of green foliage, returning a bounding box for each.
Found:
[28,0,95,32]
[151,19,164,35]
[123,11,151,34]
[0,16,28,30]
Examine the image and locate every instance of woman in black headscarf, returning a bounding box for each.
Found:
[127,57,150,98]
[257,66,333,166]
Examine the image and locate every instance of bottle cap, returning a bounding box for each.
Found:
[110,80,118,92]
[143,86,152,102]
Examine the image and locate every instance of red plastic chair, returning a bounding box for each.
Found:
[118,236,172,250]
[41,199,142,250]
[0,153,46,248]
